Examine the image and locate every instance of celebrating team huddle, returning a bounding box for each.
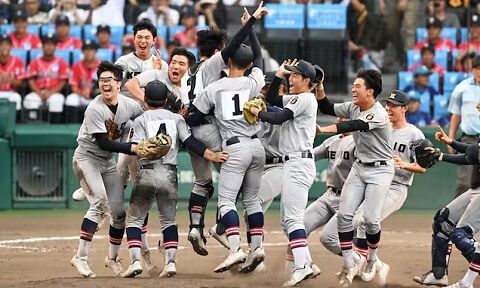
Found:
[67,2,480,288]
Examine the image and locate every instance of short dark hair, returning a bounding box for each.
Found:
[97,61,123,81]
[356,69,382,98]
[197,30,226,58]
[133,20,157,38]
[170,47,196,67]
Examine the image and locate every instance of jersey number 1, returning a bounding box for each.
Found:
[232,94,242,116]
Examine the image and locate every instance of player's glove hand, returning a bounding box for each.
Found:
[137,134,172,160]
[413,139,441,168]
[243,97,267,124]
[166,91,182,113]
[105,119,122,140]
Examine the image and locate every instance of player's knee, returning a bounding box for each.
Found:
[320,231,341,254]
[337,210,354,227]
[451,226,475,260]
[242,198,262,215]
[65,93,81,107]
[363,216,380,235]
[433,207,455,239]
[47,93,65,112]
[23,93,41,109]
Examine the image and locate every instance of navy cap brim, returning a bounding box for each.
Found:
[386,98,407,106]
[285,65,303,75]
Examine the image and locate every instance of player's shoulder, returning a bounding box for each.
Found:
[120,94,142,108]
[407,123,425,139]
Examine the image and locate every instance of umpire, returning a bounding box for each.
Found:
[447,56,480,197]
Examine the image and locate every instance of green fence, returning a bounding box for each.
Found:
[0,124,458,210]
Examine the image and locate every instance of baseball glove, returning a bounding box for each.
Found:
[413,139,441,168]
[137,134,172,160]
[105,119,122,140]
[243,97,267,125]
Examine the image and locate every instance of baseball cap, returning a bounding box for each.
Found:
[386,90,409,106]
[413,66,432,76]
[96,24,111,34]
[472,56,480,68]
[230,43,254,67]
[0,34,12,44]
[181,6,196,19]
[145,80,170,105]
[55,15,70,26]
[471,14,480,26]
[420,44,435,55]
[426,17,443,29]
[12,9,28,21]
[285,60,316,81]
[41,33,57,44]
[82,39,98,50]
[264,72,288,86]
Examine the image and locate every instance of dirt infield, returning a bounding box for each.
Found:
[0,210,473,288]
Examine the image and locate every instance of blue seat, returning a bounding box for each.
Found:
[416,27,458,44]
[83,24,98,42]
[10,48,27,65]
[0,24,14,35]
[460,27,468,43]
[186,47,198,61]
[72,48,82,64]
[40,24,82,39]
[55,49,71,64]
[28,49,42,62]
[40,24,54,36]
[96,48,113,62]
[433,94,450,121]
[406,49,448,70]
[27,24,41,36]
[443,71,469,95]
[110,26,125,47]
[397,71,440,91]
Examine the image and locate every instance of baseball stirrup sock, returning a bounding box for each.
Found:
[222,210,241,252]
[78,218,98,257]
[339,231,355,268]
[354,238,368,258]
[366,231,381,261]
[109,225,124,260]
[289,229,308,268]
[163,225,179,264]
[189,193,207,230]
[248,212,264,250]
[126,227,142,261]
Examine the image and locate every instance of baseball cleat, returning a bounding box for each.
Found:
[376,261,390,286]
[72,188,86,201]
[282,265,313,287]
[310,262,321,279]
[209,224,230,249]
[188,228,208,256]
[339,263,361,287]
[122,260,142,278]
[445,282,473,288]
[71,255,96,278]
[413,271,448,286]
[141,250,160,277]
[104,256,124,277]
[159,262,177,278]
[214,249,247,273]
[240,247,265,273]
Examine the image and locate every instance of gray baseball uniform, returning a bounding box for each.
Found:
[73,94,143,228]
[193,67,266,219]
[333,101,394,237]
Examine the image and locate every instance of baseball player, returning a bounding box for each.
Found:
[317,91,427,286]
[316,69,394,287]
[414,129,480,288]
[187,28,266,274]
[70,61,143,278]
[184,2,268,256]
[0,34,24,114]
[249,59,318,286]
[121,80,228,278]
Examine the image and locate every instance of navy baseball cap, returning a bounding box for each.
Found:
[55,15,70,26]
[96,24,111,34]
[230,43,254,66]
[471,14,480,26]
[472,56,480,68]
[285,60,316,81]
[386,90,409,106]
[414,66,432,76]
[12,9,28,21]
[420,44,435,55]
[41,33,58,44]
[145,80,170,105]
[82,39,98,50]
[426,17,443,28]
[0,34,12,44]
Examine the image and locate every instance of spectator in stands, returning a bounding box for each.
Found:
[447,55,480,197]
[457,51,476,72]
[124,0,150,25]
[48,0,87,25]
[404,65,439,121]
[9,9,42,50]
[422,0,460,29]
[408,44,445,76]
[222,0,255,6]
[414,17,456,51]
[55,15,82,50]
[196,0,226,31]
[137,0,180,27]
[24,0,49,24]
[84,0,126,26]
[0,34,24,116]
[406,96,433,127]
[65,39,100,123]
[401,0,425,50]
[455,14,480,70]
[173,8,198,48]
[96,25,117,51]
[23,34,68,123]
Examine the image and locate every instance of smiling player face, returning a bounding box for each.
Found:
[98,71,121,103]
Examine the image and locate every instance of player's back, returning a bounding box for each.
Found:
[322,134,355,189]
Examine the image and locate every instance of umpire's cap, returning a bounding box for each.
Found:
[145,80,169,106]
[230,43,254,67]
[285,60,316,81]
[386,90,409,106]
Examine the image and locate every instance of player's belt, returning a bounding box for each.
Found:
[358,160,387,167]
[225,135,258,146]
[265,157,283,165]
[283,151,313,161]
[139,163,176,170]
[328,186,341,196]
